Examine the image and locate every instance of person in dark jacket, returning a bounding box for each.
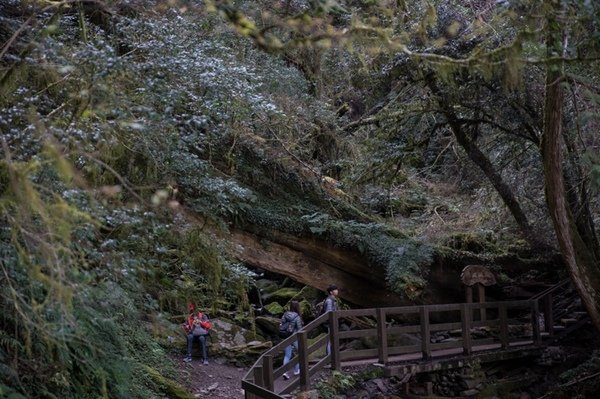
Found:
[281,300,303,380]
[183,303,211,365]
[324,284,339,355]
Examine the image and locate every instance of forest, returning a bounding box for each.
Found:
[1,0,599,398]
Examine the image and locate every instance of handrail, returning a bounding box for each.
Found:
[531,279,570,300]
[243,312,330,398]
[243,297,555,399]
[530,279,575,337]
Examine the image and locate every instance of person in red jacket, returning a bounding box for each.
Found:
[183,303,212,364]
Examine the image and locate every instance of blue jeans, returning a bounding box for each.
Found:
[283,341,299,373]
[187,334,207,360]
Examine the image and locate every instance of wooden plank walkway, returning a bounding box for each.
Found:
[270,340,541,395]
[342,339,535,368]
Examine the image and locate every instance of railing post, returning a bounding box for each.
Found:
[297,331,310,392]
[461,304,472,355]
[531,300,541,346]
[543,293,554,337]
[253,365,264,388]
[465,285,473,304]
[499,303,508,349]
[377,308,388,364]
[477,284,486,322]
[262,354,274,391]
[245,385,258,399]
[330,310,341,370]
[420,306,431,359]
[244,379,256,399]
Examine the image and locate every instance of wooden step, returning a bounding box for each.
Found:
[560,318,578,325]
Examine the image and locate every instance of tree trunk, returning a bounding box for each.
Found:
[448,117,540,248]
[562,130,600,260]
[425,77,542,249]
[541,0,600,332]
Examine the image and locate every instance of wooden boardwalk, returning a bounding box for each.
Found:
[271,339,540,394]
[243,281,579,399]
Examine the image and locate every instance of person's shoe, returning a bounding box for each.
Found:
[183,356,192,363]
[203,359,209,365]
[282,373,290,380]
[293,370,300,376]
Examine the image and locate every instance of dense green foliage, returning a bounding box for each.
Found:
[0,4,265,397]
[0,158,253,398]
[0,1,430,396]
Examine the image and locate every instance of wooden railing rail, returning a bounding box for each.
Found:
[243,312,330,398]
[243,298,548,399]
[531,279,570,300]
[531,279,572,338]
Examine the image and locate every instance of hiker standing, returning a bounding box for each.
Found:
[183,303,211,365]
[281,300,303,380]
[324,284,339,355]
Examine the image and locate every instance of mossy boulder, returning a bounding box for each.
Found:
[211,320,272,365]
[144,365,195,399]
[223,340,273,366]
[255,315,281,336]
[263,287,301,303]
[299,299,314,320]
[388,333,420,347]
[264,301,285,315]
[298,285,323,301]
[255,279,279,295]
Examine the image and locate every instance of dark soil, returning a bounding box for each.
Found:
[174,356,247,399]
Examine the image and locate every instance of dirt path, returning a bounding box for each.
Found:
[174,356,247,398]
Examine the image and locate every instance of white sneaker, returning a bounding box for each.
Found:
[282,373,290,380]
[293,370,300,375]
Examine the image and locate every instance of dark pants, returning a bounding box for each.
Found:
[187,334,208,360]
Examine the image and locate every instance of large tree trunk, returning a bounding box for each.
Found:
[448,118,540,247]
[541,0,600,332]
[562,131,600,259]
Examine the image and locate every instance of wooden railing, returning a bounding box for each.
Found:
[531,279,571,338]
[242,297,553,399]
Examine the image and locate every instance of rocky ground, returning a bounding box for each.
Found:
[174,355,247,399]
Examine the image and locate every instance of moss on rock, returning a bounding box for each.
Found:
[264,301,284,315]
[263,287,301,303]
[144,365,195,399]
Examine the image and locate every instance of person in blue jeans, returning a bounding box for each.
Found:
[281,300,303,380]
[183,303,212,365]
[324,284,339,355]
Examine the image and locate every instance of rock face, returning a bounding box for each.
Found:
[230,228,402,307]
[227,227,481,308]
